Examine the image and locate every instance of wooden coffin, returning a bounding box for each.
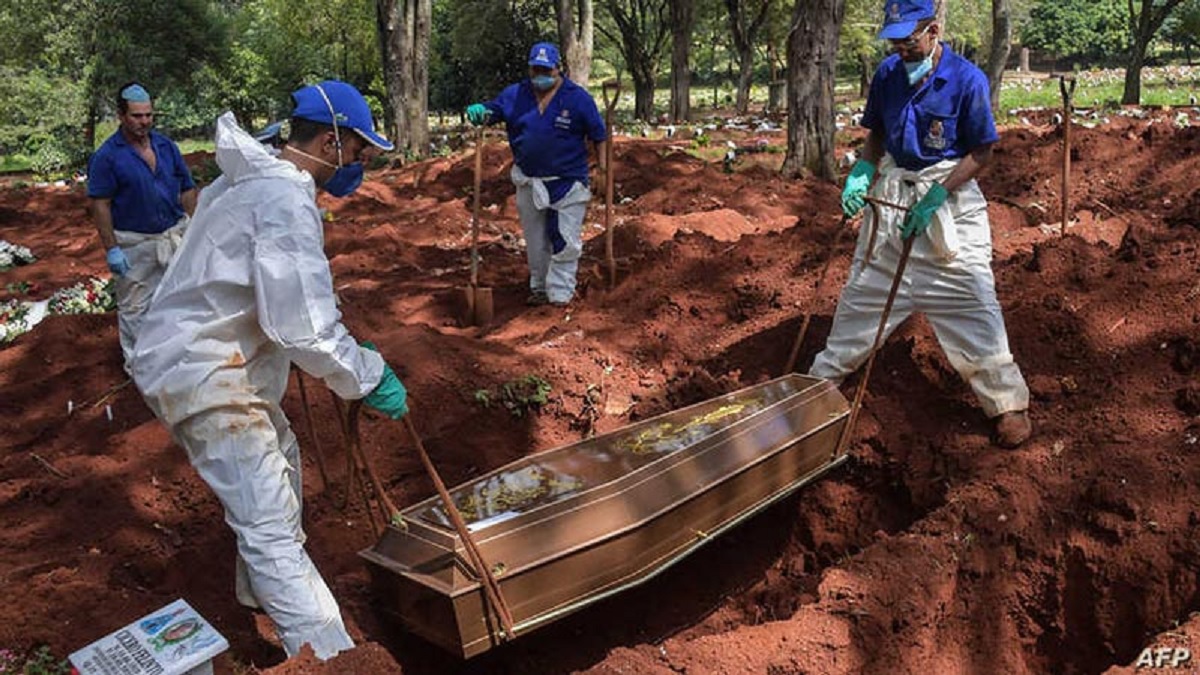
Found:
[360,374,850,658]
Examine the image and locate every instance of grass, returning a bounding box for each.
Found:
[996,67,1200,115]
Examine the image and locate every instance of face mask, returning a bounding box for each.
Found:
[532,75,556,92]
[323,161,364,197]
[285,139,364,197]
[905,52,934,86]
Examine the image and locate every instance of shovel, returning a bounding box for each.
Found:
[460,125,494,326]
[601,80,621,287]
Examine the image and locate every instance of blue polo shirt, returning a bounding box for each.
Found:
[87,129,195,234]
[861,43,999,171]
[484,78,606,187]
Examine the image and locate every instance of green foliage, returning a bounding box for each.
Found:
[1021,0,1129,65]
[473,388,493,407]
[473,375,553,418]
[1163,0,1200,51]
[430,0,550,111]
[28,141,73,180]
[0,646,71,675]
[0,67,87,169]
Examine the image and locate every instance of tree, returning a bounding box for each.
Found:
[724,0,772,113]
[599,0,671,119]
[839,0,885,98]
[377,0,432,157]
[1123,0,1188,103]
[781,0,845,180]
[429,0,546,113]
[1021,0,1127,66]
[668,0,696,121]
[559,0,596,85]
[1162,0,1200,63]
[985,0,1012,115]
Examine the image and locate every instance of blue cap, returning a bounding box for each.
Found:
[528,42,560,68]
[121,84,151,103]
[878,0,935,40]
[291,80,394,151]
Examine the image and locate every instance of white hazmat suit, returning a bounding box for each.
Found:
[809,155,1029,418]
[131,112,384,660]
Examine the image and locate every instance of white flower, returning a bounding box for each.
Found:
[48,277,116,315]
[0,299,32,343]
[0,240,35,270]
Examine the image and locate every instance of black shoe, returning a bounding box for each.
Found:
[525,291,549,306]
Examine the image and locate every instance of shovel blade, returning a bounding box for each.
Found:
[473,287,494,325]
[458,286,475,327]
[458,286,494,326]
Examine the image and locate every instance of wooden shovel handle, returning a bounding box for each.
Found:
[601,79,621,113]
[402,414,515,640]
[471,126,484,287]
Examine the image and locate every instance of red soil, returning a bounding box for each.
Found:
[1,113,1198,674]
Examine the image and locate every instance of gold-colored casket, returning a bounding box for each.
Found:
[361,374,850,658]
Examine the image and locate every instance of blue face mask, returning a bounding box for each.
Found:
[531,75,556,92]
[324,161,363,197]
[905,52,934,86]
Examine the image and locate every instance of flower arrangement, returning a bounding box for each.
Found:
[0,299,31,343]
[48,277,116,315]
[0,240,36,271]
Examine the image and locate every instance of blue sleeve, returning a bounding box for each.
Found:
[172,141,196,191]
[959,71,999,148]
[579,92,606,142]
[86,149,116,199]
[485,83,521,124]
[860,62,889,133]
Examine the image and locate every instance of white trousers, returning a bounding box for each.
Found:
[113,217,188,369]
[173,402,354,660]
[809,180,1029,418]
[514,180,590,304]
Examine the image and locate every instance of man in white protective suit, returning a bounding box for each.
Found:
[131,80,409,660]
[809,0,1033,448]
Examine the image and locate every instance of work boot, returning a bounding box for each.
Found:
[993,411,1032,449]
[525,291,549,306]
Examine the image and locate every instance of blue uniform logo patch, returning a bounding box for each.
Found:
[924,119,946,150]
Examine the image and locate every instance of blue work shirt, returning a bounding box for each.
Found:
[484,78,606,187]
[87,129,196,234]
[861,43,999,171]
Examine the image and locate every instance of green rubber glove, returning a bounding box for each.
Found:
[901,182,950,239]
[841,159,876,217]
[466,103,491,126]
[361,341,409,419]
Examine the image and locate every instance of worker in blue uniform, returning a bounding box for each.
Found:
[811,0,1032,448]
[467,42,607,306]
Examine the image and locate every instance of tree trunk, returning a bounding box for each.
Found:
[601,0,669,121]
[735,47,754,113]
[781,0,844,180]
[668,0,694,122]
[985,0,1011,116]
[632,60,656,119]
[377,0,430,158]
[858,53,872,98]
[725,0,772,115]
[1122,41,1148,104]
[558,0,595,86]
